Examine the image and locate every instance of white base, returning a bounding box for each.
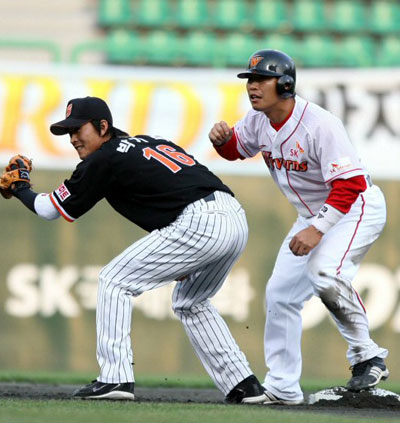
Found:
[308,386,400,405]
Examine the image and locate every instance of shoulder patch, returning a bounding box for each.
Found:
[55,183,71,202]
[329,156,352,174]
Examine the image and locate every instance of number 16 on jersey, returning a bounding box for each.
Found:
[143,145,196,173]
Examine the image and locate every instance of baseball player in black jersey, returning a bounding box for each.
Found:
[2,96,269,403]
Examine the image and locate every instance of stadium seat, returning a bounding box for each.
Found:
[142,30,181,65]
[220,33,259,67]
[98,0,133,27]
[377,36,400,66]
[299,35,337,67]
[292,0,327,32]
[252,0,290,31]
[175,0,211,29]
[336,36,375,67]
[0,38,62,63]
[259,34,299,62]
[180,31,218,66]
[106,30,145,64]
[369,0,400,34]
[133,0,173,27]
[70,40,107,63]
[212,0,249,30]
[328,0,367,33]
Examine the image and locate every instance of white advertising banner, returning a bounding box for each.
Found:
[0,61,399,178]
[4,262,400,333]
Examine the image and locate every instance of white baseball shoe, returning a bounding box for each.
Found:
[262,389,304,405]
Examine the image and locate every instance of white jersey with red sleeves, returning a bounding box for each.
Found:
[234,95,367,217]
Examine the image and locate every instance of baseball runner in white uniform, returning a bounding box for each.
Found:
[209,50,389,404]
[1,96,269,403]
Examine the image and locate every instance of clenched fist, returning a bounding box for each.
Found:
[208,121,233,147]
[289,225,323,256]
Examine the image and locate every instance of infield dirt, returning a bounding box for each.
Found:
[0,382,400,419]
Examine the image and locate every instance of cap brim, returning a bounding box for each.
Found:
[237,70,280,79]
[50,118,91,135]
[237,71,252,79]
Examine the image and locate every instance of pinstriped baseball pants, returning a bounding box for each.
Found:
[96,191,253,394]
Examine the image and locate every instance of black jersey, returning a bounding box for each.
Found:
[50,135,233,231]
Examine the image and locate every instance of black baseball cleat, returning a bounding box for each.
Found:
[225,375,268,404]
[347,356,389,392]
[73,380,135,400]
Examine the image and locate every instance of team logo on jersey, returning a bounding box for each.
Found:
[290,141,305,158]
[55,183,71,201]
[329,156,352,174]
[262,151,308,172]
[66,104,72,118]
[296,141,304,153]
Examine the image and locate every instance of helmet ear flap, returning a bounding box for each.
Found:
[276,75,295,98]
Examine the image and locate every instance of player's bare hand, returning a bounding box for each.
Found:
[289,225,323,256]
[208,121,233,147]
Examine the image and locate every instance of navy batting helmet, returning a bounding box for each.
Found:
[237,49,296,98]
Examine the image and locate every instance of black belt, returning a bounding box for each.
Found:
[203,192,216,202]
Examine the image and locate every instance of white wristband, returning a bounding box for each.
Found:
[34,193,60,221]
[310,203,344,234]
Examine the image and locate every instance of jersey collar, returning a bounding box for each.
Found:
[266,96,308,141]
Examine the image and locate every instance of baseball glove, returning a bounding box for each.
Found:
[5,154,32,173]
[0,154,32,199]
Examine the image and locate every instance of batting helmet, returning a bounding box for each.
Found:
[237,49,296,98]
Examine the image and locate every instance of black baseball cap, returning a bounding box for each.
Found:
[50,96,127,136]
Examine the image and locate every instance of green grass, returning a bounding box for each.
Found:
[0,370,95,385]
[0,400,396,423]
[0,371,399,423]
[0,370,215,388]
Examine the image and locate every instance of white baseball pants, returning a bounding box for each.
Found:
[263,185,388,402]
[96,191,252,394]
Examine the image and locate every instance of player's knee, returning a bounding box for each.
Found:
[173,303,194,316]
[172,300,189,316]
[307,265,341,312]
[266,275,290,302]
[98,271,139,296]
[98,272,116,294]
[172,299,210,316]
[266,277,300,314]
[98,270,109,286]
[315,283,341,312]
[307,258,332,291]
[265,276,278,297]
[306,256,321,281]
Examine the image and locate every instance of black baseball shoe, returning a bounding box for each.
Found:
[73,380,135,400]
[225,375,268,404]
[347,356,389,392]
